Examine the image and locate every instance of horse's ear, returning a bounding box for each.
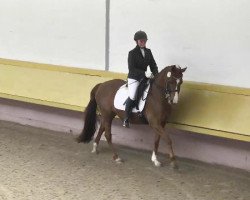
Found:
[171,65,177,72]
[181,67,187,73]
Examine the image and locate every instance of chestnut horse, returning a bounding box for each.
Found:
[77,65,186,168]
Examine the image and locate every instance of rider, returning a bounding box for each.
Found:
[123,30,159,128]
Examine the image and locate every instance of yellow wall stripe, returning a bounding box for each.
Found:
[0,58,249,142]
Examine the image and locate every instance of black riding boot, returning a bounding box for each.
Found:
[123,98,134,128]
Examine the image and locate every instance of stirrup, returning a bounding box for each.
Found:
[123,119,130,128]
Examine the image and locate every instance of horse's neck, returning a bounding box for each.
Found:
[151,70,170,105]
[154,69,167,89]
[146,74,171,122]
[150,75,165,101]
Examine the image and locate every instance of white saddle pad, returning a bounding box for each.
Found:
[114,83,151,113]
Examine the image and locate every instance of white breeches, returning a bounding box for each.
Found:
[127,78,140,100]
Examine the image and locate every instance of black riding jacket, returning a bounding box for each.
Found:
[127,45,158,81]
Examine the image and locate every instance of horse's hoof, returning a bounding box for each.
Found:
[115,157,123,164]
[91,149,99,154]
[152,160,162,167]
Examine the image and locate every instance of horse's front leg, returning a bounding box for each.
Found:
[151,134,162,167]
[151,125,178,169]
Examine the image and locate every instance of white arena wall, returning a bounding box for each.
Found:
[0,0,249,87]
[0,0,106,70]
[109,0,250,88]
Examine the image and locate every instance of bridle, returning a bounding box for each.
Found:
[154,71,182,102]
[165,75,180,99]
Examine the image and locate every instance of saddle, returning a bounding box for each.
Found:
[114,77,152,114]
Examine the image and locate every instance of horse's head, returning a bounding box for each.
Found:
[156,65,187,105]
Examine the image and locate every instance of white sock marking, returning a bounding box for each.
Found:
[151,151,161,167]
[91,142,98,153]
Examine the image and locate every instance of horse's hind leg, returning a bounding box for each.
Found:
[103,117,122,163]
[92,121,105,154]
[151,134,161,167]
[162,133,177,169]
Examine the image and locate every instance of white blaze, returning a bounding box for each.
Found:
[173,79,180,104]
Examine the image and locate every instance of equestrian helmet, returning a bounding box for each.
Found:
[134,31,148,41]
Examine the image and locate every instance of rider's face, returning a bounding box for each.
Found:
[137,39,147,48]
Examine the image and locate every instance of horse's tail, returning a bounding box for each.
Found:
[77,83,101,143]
